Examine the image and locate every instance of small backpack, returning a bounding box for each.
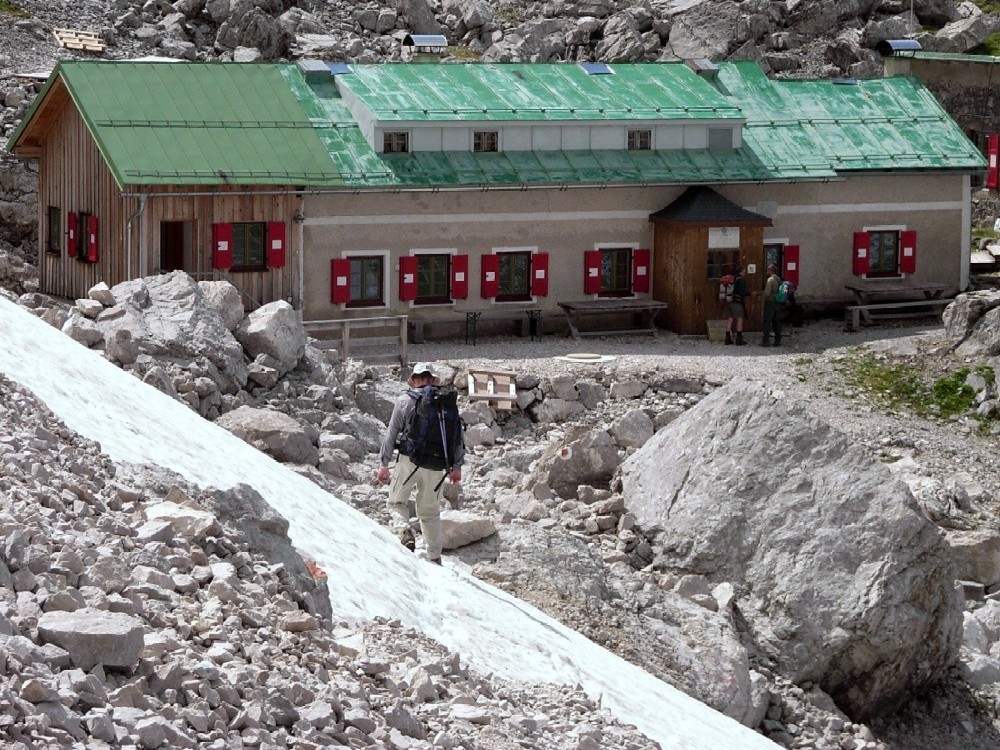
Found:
[400,385,464,472]
[774,280,794,303]
[719,274,735,303]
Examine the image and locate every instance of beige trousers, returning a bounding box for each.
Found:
[387,454,444,559]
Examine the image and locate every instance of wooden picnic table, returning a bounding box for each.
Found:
[557,299,668,341]
[844,280,952,327]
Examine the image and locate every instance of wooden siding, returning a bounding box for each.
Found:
[37,89,133,301]
[652,221,764,335]
[137,186,298,309]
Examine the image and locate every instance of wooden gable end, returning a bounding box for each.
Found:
[9,78,73,158]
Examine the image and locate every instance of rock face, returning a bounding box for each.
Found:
[943,290,1000,356]
[616,379,963,720]
[106,271,249,393]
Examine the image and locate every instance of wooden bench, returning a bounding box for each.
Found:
[557,299,667,341]
[844,298,952,332]
[304,315,408,366]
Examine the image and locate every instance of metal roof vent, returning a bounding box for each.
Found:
[297,59,329,82]
[402,34,448,62]
[685,58,719,80]
[875,39,922,57]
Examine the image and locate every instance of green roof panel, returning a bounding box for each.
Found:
[57,61,345,187]
[7,60,985,191]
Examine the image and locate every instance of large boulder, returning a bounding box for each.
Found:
[215,406,320,465]
[235,300,307,376]
[943,290,1000,356]
[530,425,621,500]
[616,379,962,720]
[37,609,144,671]
[105,272,248,393]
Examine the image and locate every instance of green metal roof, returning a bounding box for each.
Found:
[912,51,1000,64]
[334,63,745,122]
[14,62,347,188]
[7,60,986,190]
[716,62,984,172]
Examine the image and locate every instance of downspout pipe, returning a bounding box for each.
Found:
[125,195,147,280]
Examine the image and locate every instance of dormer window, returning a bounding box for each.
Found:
[474,130,499,153]
[627,129,651,151]
[383,131,409,153]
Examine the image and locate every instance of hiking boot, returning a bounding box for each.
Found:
[428,556,443,565]
[398,529,416,552]
[761,338,771,347]
[773,337,782,347]
[724,331,734,345]
[735,332,747,346]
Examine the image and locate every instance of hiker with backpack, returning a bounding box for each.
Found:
[761,263,784,347]
[721,265,749,345]
[376,362,464,565]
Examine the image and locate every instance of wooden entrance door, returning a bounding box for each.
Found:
[159,221,190,272]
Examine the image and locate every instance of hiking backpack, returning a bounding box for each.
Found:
[719,274,736,303]
[774,280,794,303]
[399,385,464,472]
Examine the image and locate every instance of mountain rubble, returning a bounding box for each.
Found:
[5,270,1000,748]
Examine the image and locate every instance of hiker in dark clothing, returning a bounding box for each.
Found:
[377,362,463,563]
[725,266,749,346]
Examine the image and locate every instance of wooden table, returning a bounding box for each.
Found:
[557,299,668,341]
[844,281,952,327]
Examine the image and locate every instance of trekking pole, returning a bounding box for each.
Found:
[434,409,450,492]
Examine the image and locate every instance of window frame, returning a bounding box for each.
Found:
[627,128,652,151]
[412,250,454,306]
[230,222,267,271]
[596,244,635,297]
[707,249,740,281]
[344,252,387,308]
[494,248,533,302]
[383,131,410,154]
[866,226,902,278]
[473,130,499,153]
[46,206,61,255]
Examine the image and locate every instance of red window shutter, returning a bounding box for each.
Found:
[212,223,233,270]
[782,245,800,287]
[67,212,77,258]
[452,254,469,299]
[632,248,650,293]
[852,232,870,276]
[399,256,418,301]
[531,252,549,297]
[584,250,602,294]
[86,215,99,262]
[331,258,351,304]
[988,133,999,190]
[899,230,917,274]
[481,253,499,298]
[266,222,286,268]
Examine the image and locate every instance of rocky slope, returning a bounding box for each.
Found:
[5,267,1000,749]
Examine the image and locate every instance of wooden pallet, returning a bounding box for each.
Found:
[466,368,517,410]
[53,28,106,53]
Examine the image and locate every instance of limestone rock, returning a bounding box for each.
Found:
[617,379,962,720]
[37,609,144,670]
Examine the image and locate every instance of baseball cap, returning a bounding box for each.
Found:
[411,362,435,378]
